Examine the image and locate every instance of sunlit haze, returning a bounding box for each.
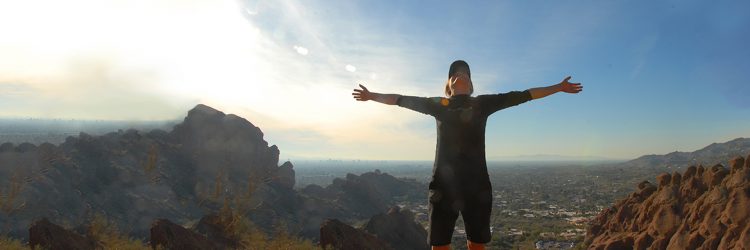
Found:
[1,0,748,161]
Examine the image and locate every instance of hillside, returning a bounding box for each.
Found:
[586,155,750,249]
[0,104,425,242]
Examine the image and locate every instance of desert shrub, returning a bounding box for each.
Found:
[0,236,28,250]
[87,213,149,250]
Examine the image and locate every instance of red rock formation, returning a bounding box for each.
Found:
[150,219,217,250]
[29,218,97,250]
[586,154,750,249]
[319,219,393,250]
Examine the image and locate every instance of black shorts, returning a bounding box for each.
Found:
[427,188,493,246]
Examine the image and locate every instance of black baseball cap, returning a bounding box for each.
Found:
[449,60,470,78]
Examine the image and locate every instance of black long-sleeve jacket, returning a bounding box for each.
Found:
[396,91,532,199]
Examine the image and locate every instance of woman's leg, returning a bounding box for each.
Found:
[428,189,459,247]
[461,189,492,249]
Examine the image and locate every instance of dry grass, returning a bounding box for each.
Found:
[0,204,320,250]
[198,170,321,250]
[207,194,321,250]
[86,213,150,250]
[0,236,28,250]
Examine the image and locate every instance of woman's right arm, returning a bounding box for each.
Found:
[352,84,400,105]
[353,84,441,116]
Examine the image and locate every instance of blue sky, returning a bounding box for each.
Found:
[0,0,748,160]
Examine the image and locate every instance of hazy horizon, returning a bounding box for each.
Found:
[0,115,740,163]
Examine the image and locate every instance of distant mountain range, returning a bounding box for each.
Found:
[0,118,177,145]
[489,154,626,162]
[487,138,750,164]
[620,137,750,170]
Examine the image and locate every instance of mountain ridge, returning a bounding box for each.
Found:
[619,137,750,172]
[0,104,426,242]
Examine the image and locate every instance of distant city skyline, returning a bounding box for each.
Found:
[1,0,749,160]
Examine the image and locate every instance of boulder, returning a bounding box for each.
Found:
[29,218,97,250]
[319,219,392,250]
[150,219,216,250]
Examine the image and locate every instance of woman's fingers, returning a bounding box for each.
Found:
[562,83,583,93]
[352,84,371,101]
[563,82,583,93]
[352,91,368,101]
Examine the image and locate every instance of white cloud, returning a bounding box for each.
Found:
[293,45,309,55]
[345,64,357,72]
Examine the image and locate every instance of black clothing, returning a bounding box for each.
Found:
[396,90,532,245]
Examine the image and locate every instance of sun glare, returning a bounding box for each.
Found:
[0,0,284,115]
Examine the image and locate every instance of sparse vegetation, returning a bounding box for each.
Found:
[0,169,320,250]
[0,236,28,250]
[0,172,25,214]
[203,172,321,250]
[86,213,150,250]
[159,166,323,249]
[1,212,320,250]
[143,144,161,184]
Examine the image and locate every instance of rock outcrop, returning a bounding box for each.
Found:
[150,219,216,250]
[192,214,241,249]
[169,104,285,188]
[0,104,295,239]
[29,218,97,250]
[363,206,429,250]
[302,171,425,219]
[319,219,393,250]
[276,161,296,189]
[586,155,750,249]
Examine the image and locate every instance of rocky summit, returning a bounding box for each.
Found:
[0,104,294,239]
[585,154,750,249]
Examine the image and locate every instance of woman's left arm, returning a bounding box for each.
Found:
[528,76,583,100]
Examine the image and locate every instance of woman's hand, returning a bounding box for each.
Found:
[352,84,373,101]
[351,84,400,105]
[528,76,583,99]
[559,76,583,94]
